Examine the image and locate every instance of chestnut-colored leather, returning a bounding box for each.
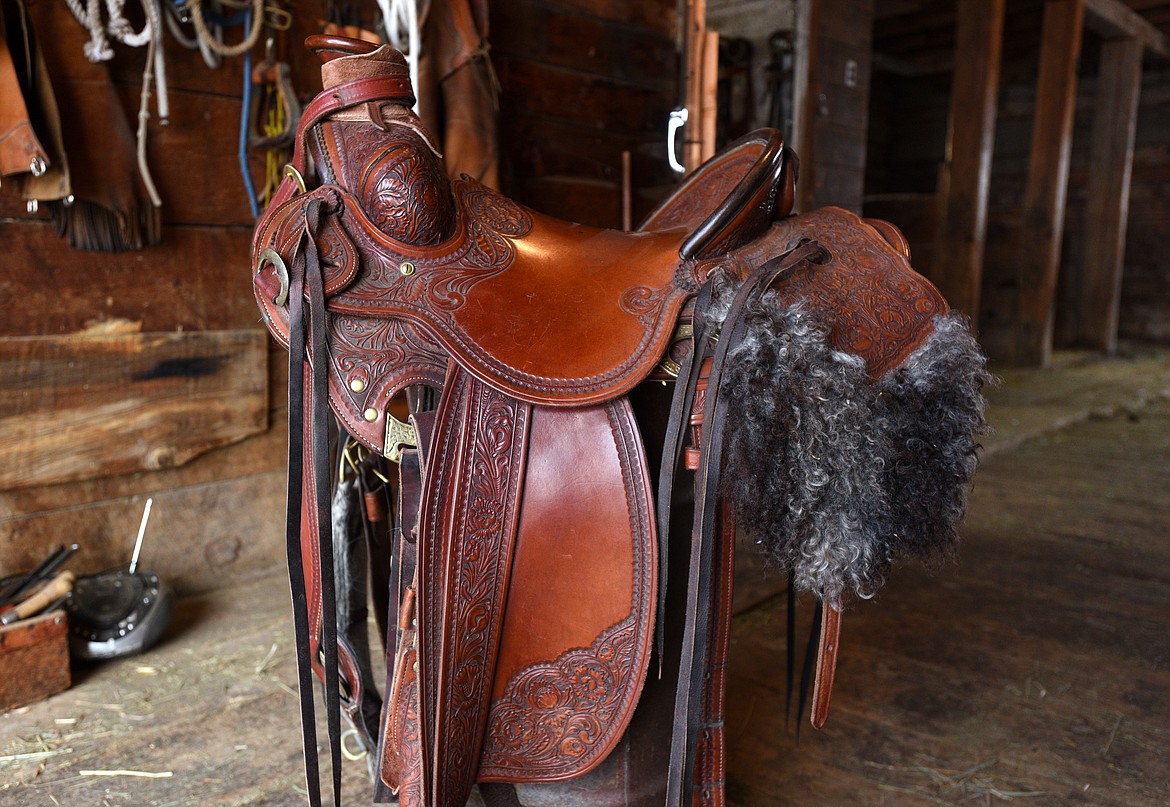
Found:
[255,36,955,807]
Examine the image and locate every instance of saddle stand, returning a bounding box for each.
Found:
[251,37,990,807]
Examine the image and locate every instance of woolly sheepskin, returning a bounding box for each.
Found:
[713,279,991,608]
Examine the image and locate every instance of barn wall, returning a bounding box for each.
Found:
[0,6,331,595]
[490,0,680,228]
[865,24,1169,351]
[981,49,1170,350]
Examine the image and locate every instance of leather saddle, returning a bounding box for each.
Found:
[251,37,988,807]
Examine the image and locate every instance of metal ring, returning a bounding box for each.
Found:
[339,728,368,761]
[282,164,306,195]
[29,155,46,177]
[258,247,290,306]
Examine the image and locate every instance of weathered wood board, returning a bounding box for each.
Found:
[0,609,70,712]
[0,331,268,490]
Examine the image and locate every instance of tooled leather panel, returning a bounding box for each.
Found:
[321,120,456,247]
[417,369,531,806]
[479,616,640,778]
[326,181,692,405]
[393,651,423,806]
[254,176,693,407]
[640,147,762,233]
[477,399,656,782]
[328,317,448,452]
[736,207,949,380]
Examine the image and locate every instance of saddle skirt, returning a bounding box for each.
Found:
[251,36,990,807]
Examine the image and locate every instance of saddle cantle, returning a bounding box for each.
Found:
[252,36,990,807]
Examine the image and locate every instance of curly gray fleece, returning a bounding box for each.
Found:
[713,285,991,608]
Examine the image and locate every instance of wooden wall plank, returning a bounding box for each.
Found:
[491,0,678,226]
[0,470,286,597]
[491,0,676,91]
[1011,0,1084,366]
[0,331,268,489]
[795,0,875,212]
[1070,36,1144,353]
[0,223,257,336]
[932,0,1005,318]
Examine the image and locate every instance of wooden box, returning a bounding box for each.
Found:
[0,610,71,712]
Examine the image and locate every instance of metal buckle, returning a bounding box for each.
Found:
[385,414,417,463]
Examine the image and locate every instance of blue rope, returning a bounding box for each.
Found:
[239,16,259,219]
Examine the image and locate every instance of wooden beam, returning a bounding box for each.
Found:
[1071,36,1144,352]
[792,0,819,212]
[682,0,707,173]
[1011,0,1084,367]
[1083,0,1169,57]
[932,0,1005,319]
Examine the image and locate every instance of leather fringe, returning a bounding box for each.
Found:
[46,197,161,252]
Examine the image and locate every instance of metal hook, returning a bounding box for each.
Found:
[257,247,290,306]
[264,5,292,30]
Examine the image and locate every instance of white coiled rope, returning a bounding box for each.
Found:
[61,0,169,124]
[377,0,425,112]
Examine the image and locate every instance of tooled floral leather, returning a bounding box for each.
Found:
[256,182,695,408]
[418,369,530,806]
[393,650,423,806]
[478,616,638,778]
[734,207,948,380]
[478,399,656,782]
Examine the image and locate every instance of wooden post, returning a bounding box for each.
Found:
[682,0,708,173]
[700,30,720,164]
[1072,36,1143,353]
[1011,0,1084,367]
[933,0,1005,320]
[792,0,819,212]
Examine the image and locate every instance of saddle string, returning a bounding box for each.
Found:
[653,280,717,676]
[666,240,823,806]
[283,231,325,807]
[285,198,345,807]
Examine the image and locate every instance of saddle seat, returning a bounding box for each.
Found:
[253,121,793,457]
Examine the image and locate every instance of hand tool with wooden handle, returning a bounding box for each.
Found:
[0,570,75,625]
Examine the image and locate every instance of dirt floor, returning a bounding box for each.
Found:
[2,345,1169,806]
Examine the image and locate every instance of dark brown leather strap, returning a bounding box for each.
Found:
[667,240,823,806]
[285,197,344,807]
[268,74,416,211]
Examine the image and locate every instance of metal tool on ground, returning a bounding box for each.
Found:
[67,498,175,660]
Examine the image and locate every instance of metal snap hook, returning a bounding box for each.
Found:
[258,247,290,306]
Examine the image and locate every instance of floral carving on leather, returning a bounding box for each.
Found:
[479,617,638,776]
[763,208,948,379]
[620,285,671,328]
[332,317,447,404]
[394,656,424,807]
[338,179,534,314]
[432,380,529,794]
[360,142,455,247]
